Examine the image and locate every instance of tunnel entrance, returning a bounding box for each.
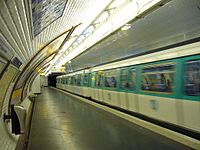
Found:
[48,72,65,87]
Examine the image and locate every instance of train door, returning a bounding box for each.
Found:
[118,68,129,109]
[126,67,138,112]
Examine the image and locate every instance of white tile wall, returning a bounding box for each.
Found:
[0,83,18,150]
[0,119,17,150]
[0,81,32,150]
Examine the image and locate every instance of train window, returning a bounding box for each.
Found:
[61,78,63,84]
[70,76,74,85]
[95,73,98,86]
[72,77,74,85]
[66,77,68,84]
[77,74,82,85]
[83,74,88,86]
[105,70,118,89]
[184,60,200,96]
[89,74,92,87]
[100,74,103,87]
[75,75,78,85]
[141,62,174,94]
[67,77,70,84]
[120,69,127,90]
[63,77,66,84]
[129,68,136,90]
[61,78,64,84]
[74,75,77,85]
[68,77,71,85]
[95,72,103,87]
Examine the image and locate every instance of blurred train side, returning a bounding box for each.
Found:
[56,41,200,133]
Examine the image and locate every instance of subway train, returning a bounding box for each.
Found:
[56,41,200,135]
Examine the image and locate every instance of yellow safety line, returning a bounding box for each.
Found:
[11,88,22,100]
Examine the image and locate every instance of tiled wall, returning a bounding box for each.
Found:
[0,119,17,150]
[0,81,32,150]
[0,83,18,150]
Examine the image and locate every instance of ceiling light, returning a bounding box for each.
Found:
[121,24,131,30]
[53,0,164,70]
[108,0,127,9]
[83,25,95,36]
[76,35,85,44]
[94,11,109,25]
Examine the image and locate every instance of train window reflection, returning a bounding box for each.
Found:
[120,69,127,90]
[129,68,136,91]
[141,62,174,94]
[184,60,200,96]
[105,70,118,89]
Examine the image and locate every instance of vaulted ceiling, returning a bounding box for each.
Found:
[0,0,200,76]
[68,0,200,72]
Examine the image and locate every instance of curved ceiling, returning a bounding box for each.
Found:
[0,0,111,65]
[68,0,200,72]
[1,0,200,76]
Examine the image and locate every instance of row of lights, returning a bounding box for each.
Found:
[49,0,163,72]
[57,0,131,66]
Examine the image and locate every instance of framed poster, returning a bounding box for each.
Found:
[31,0,67,37]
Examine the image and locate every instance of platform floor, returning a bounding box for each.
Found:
[27,87,194,150]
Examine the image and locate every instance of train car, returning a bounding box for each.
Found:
[56,41,200,134]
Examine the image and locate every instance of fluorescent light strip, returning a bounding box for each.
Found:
[54,0,163,70]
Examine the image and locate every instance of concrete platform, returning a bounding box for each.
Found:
[28,87,195,150]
